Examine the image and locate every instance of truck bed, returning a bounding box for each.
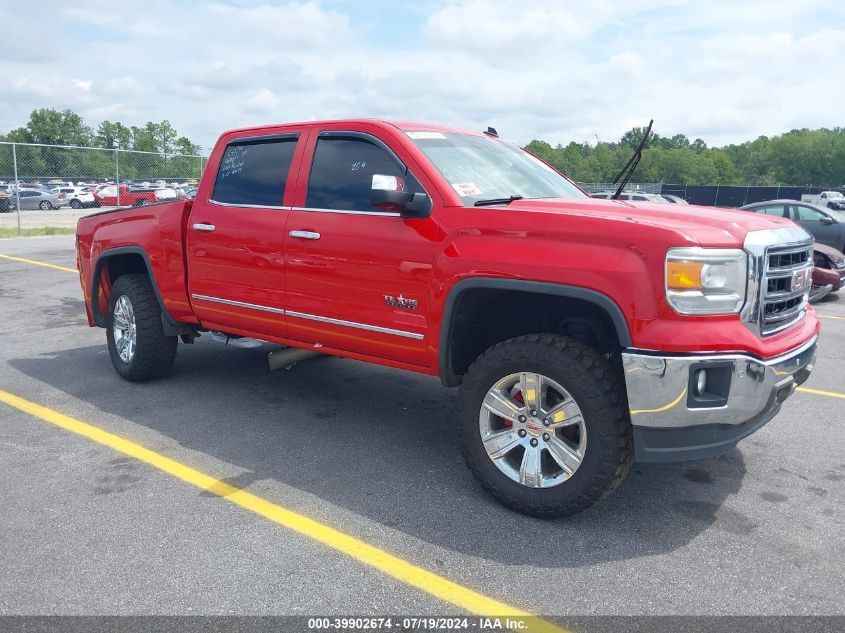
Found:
[76,200,196,328]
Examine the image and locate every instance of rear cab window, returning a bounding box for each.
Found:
[212,134,299,207]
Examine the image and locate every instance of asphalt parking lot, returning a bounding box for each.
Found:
[0,235,843,624]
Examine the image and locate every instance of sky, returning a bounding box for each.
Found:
[1,0,843,152]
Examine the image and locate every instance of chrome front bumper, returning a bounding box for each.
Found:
[622,336,817,461]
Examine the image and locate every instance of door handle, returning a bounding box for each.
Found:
[192,223,216,232]
[289,230,321,240]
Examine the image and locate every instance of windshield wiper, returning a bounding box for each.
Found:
[611,119,653,200]
[474,195,524,207]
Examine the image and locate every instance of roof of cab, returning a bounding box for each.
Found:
[218,118,485,140]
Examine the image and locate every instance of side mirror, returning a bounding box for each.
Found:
[820,215,836,225]
[370,174,431,218]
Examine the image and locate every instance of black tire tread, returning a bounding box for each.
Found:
[106,274,177,381]
[457,334,633,518]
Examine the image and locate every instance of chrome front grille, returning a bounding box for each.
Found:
[760,243,813,336]
[741,227,815,338]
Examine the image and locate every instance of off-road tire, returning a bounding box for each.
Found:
[457,334,633,518]
[106,274,177,381]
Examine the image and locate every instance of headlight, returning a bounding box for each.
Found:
[665,247,747,315]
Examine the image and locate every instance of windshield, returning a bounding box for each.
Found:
[407,131,586,205]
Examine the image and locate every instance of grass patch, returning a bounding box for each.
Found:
[0,226,76,238]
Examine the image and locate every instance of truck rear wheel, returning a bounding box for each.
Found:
[457,334,632,517]
[106,274,177,381]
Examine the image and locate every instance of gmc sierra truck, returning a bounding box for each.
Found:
[76,119,819,517]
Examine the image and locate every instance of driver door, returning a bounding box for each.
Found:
[283,127,437,367]
[789,204,840,247]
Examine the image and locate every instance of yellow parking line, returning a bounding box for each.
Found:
[0,389,566,631]
[796,386,845,400]
[0,253,76,274]
[817,314,845,321]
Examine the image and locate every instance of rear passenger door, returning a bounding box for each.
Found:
[186,131,304,339]
[14,191,32,209]
[283,128,436,367]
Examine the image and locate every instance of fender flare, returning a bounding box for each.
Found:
[90,246,191,335]
[438,278,632,387]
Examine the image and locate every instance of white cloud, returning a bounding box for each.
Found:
[0,0,843,151]
[246,88,281,112]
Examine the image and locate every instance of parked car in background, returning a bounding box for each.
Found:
[153,188,190,202]
[810,243,845,302]
[93,183,158,207]
[46,180,75,188]
[175,185,198,199]
[51,186,97,209]
[740,200,845,252]
[801,191,845,210]
[591,191,667,202]
[662,194,689,205]
[0,191,10,213]
[10,189,66,210]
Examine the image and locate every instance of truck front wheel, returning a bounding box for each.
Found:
[106,274,178,381]
[457,334,632,517]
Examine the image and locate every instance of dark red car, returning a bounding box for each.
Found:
[810,243,845,302]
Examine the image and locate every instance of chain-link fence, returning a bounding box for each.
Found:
[3,142,842,236]
[0,141,207,235]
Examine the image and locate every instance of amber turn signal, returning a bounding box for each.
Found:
[666,261,704,289]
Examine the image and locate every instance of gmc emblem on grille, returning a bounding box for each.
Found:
[791,268,812,292]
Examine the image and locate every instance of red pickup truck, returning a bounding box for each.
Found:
[93,183,159,207]
[76,119,819,517]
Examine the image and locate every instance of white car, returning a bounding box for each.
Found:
[591,190,668,202]
[52,186,97,209]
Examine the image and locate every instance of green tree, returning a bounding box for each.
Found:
[22,108,93,146]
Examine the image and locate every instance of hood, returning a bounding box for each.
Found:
[503,197,795,247]
[815,242,845,262]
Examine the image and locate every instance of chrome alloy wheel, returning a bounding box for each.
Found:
[479,372,587,488]
[112,295,137,363]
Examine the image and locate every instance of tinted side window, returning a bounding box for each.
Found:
[306,137,423,212]
[212,137,297,207]
[755,205,787,217]
[794,205,825,222]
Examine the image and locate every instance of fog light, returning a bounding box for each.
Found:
[695,369,707,395]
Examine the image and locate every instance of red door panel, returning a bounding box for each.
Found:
[284,210,433,365]
[186,130,306,338]
[283,126,440,366]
